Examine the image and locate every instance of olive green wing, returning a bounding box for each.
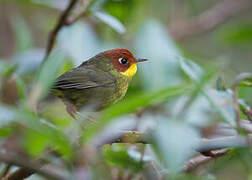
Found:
[52,66,116,90]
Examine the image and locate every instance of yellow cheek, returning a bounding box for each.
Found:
[120,64,137,78]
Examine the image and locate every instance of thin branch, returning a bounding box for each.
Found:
[44,0,79,60]
[96,130,252,153]
[233,85,241,127]
[232,73,252,127]
[183,149,228,173]
[0,164,12,178]
[0,151,67,180]
[169,0,252,40]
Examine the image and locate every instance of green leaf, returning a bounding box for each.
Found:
[11,16,33,53]
[234,73,252,87]
[102,144,143,172]
[135,20,183,89]
[0,63,17,77]
[0,104,17,127]
[153,119,199,173]
[58,22,100,65]
[218,24,252,46]
[0,127,13,137]
[17,108,73,159]
[29,51,64,105]
[82,84,191,143]
[23,129,50,156]
[15,75,26,101]
[216,76,226,91]
[93,12,126,34]
[179,57,204,82]
[179,58,236,126]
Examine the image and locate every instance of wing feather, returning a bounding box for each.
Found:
[52,66,115,90]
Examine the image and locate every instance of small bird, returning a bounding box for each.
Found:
[52,48,147,117]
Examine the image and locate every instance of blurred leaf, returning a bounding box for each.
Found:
[216,76,226,91]
[0,104,17,127]
[153,119,199,173]
[42,101,72,127]
[179,57,204,82]
[102,144,143,172]
[179,58,236,126]
[88,0,106,12]
[29,51,64,105]
[17,108,73,159]
[30,0,68,9]
[0,127,13,137]
[218,24,252,46]
[14,75,26,101]
[82,84,191,143]
[58,59,75,75]
[205,89,236,126]
[58,22,100,65]
[94,11,126,34]
[14,48,45,75]
[11,16,33,53]
[0,62,17,77]
[233,73,252,87]
[173,70,217,126]
[23,129,50,156]
[135,20,183,89]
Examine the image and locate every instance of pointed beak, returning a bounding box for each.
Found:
[135,58,148,63]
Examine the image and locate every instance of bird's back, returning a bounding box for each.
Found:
[52,58,130,111]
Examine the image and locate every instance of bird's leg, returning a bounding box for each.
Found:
[65,102,86,129]
[65,101,77,119]
[76,112,97,124]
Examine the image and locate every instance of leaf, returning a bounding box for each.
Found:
[102,144,143,172]
[179,58,236,126]
[82,84,191,143]
[11,16,33,53]
[58,22,101,65]
[0,63,17,77]
[14,48,45,75]
[218,24,252,46]
[29,51,64,105]
[233,73,252,87]
[23,129,50,156]
[17,108,73,159]
[179,57,204,82]
[14,75,26,101]
[135,20,183,89]
[216,76,226,91]
[153,119,199,173]
[94,12,126,34]
[0,104,17,127]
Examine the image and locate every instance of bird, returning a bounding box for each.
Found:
[52,48,147,118]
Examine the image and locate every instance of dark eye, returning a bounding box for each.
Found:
[118,58,128,65]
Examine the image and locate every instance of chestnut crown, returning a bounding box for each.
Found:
[100,48,147,78]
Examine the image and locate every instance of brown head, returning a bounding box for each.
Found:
[101,48,147,78]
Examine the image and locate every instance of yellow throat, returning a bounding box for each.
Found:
[120,63,137,78]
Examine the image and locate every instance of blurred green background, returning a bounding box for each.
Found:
[0,0,252,180]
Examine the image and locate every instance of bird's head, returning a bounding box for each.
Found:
[101,48,147,78]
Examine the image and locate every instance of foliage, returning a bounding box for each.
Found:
[0,0,252,180]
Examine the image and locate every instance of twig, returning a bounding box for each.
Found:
[0,151,67,180]
[44,0,79,60]
[3,167,36,180]
[232,73,252,127]
[233,85,241,127]
[95,130,252,153]
[183,149,228,173]
[0,164,12,178]
[169,0,252,40]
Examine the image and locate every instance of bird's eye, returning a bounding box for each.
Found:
[118,58,128,65]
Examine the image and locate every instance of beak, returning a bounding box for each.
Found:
[135,58,148,63]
